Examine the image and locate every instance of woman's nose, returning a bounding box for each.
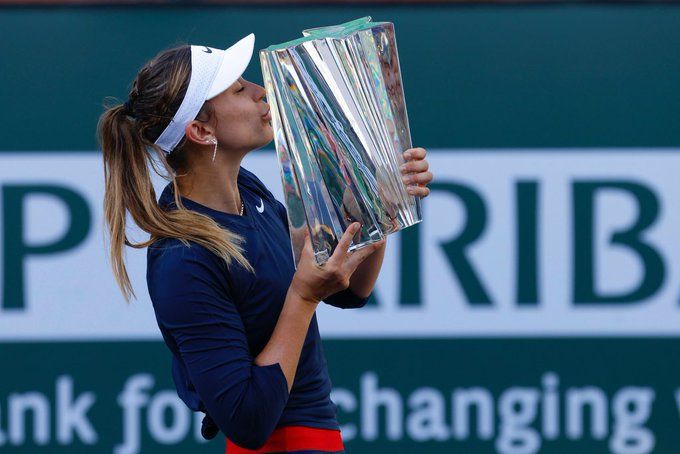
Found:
[254,84,266,102]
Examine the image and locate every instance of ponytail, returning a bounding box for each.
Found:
[98,50,252,302]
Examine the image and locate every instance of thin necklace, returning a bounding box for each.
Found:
[239,195,244,216]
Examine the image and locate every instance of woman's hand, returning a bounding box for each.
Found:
[290,222,385,304]
[400,147,433,198]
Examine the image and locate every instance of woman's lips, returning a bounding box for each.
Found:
[262,107,272,121]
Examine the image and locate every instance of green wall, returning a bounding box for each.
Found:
[1,4,679,151]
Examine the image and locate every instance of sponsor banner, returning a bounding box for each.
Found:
[0,339,679,453]
[2,150,680,339]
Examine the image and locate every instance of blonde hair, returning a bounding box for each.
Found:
[97,45,252,302]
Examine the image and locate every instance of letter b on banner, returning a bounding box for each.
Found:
[2,185,91,310]
[573,181,664,304]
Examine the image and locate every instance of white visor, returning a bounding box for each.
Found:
[154,33,255,154]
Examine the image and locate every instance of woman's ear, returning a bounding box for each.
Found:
[184,120,214,146]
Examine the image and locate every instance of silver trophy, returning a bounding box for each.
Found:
[260,17,422,265]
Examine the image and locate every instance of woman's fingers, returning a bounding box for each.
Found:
[345,239,385,272]
[328,222,361,265]
[400,159,429,174]
[401,147,432,199]
[404,147,426,160]
[407,185,431,198]
[404,170,433,185]
[300,228,313,252]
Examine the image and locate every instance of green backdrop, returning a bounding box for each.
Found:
[1,4,679,150]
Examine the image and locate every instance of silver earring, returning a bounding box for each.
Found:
[209,138,218,162]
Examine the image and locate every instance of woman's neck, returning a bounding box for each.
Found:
[177,152,244,215]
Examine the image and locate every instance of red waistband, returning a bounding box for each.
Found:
[226,425,344,453]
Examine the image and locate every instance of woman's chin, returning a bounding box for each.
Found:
[250,131,274,152]
[262,124,274,144]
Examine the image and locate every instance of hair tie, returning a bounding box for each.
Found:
[123,100,134,117]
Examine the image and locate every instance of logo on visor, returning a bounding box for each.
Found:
[202,46,212,54]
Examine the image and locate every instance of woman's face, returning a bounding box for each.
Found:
[208,77,273,154]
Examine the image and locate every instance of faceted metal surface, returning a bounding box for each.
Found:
[260,17,422,266]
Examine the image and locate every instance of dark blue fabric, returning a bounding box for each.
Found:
[146,167,368,450]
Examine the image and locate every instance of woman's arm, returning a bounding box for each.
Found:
[252,290,316,388]
[255,222,382,389]
[150,245,289,450]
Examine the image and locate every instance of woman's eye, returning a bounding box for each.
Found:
[237,86,245,93]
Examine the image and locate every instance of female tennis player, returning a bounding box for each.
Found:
[98,33,432,453]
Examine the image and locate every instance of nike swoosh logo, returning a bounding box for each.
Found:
[202,46,212,53]
[256,198,265,213]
